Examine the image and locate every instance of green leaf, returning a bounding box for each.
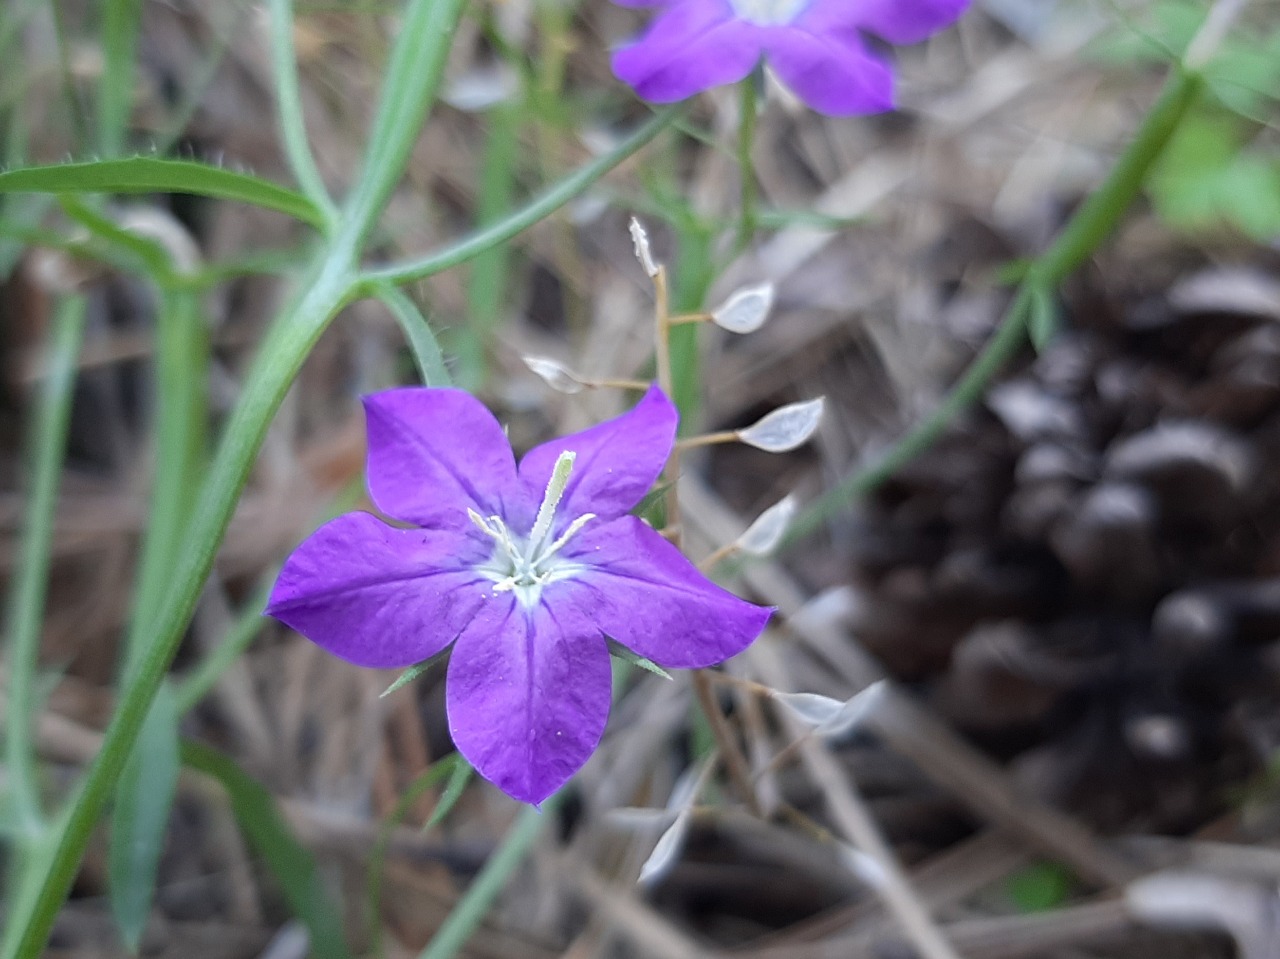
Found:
[1026,283,1060,353]
[0,158,326,228]
[109,682,180,952]
[1150,113,1280,240]
[181,741,351,959]
[364,755,465,955]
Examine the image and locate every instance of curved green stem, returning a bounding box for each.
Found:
[784,66,1205,547]
[359,106,683,289]
[417,793,565,959]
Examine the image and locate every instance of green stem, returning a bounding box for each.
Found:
[2,294,87,839]
[784,66,1205,547]
[267,0,338,230]
[360,107,683,289]
[97,0,142,158]
[734,73,759,255]
[417,793,565,959]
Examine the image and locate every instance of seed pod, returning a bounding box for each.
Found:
[738,398,825,452]
[711,283,775,334]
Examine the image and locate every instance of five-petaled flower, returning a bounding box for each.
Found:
[267,386,771,805]
[611,0,970,117]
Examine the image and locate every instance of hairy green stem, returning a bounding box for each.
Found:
[360,107,682,289]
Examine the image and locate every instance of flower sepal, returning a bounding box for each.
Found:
[379,648,450,699]
[606,637,673,681]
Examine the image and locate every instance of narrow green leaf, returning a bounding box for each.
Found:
[181,741,351,959]
[1026,283,1059,353]
[0,158,326,228]
[380,659,433,699]
[364,755,464,955]
[109,683,180,952]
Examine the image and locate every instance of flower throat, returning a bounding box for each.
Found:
[729,0,808,25]
[469,451,594,606]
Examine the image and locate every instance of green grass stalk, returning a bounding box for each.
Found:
[2,294,87,839]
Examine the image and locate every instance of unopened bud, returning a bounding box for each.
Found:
[629,217,660,277]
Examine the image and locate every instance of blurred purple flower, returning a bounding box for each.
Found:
[267,386,771,805]
[611,0,970,116]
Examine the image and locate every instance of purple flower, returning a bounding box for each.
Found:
[611,0,970,116]
[267,386,771,805]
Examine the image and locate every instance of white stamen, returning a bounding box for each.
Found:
[468,451,597,607]
[541,512,596,563]
[528,451,576,553]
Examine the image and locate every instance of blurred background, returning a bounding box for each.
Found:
[4,0,1280,957]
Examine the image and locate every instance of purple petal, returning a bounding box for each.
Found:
[612,2,764,103]
[363,388,527,531]
[267,512,490,668]
[764,29,894,116]
[561,516,772,669]
[845,0,971,44]
[447,596,612,805]
[518,385,677,525]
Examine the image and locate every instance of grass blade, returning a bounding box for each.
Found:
[2,294,87,840]
[98,0,142,158]
[108,683,180,951]
[181,741,351,959]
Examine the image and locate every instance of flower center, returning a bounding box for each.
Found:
[469,451,594,607]
[728,0,808,25]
